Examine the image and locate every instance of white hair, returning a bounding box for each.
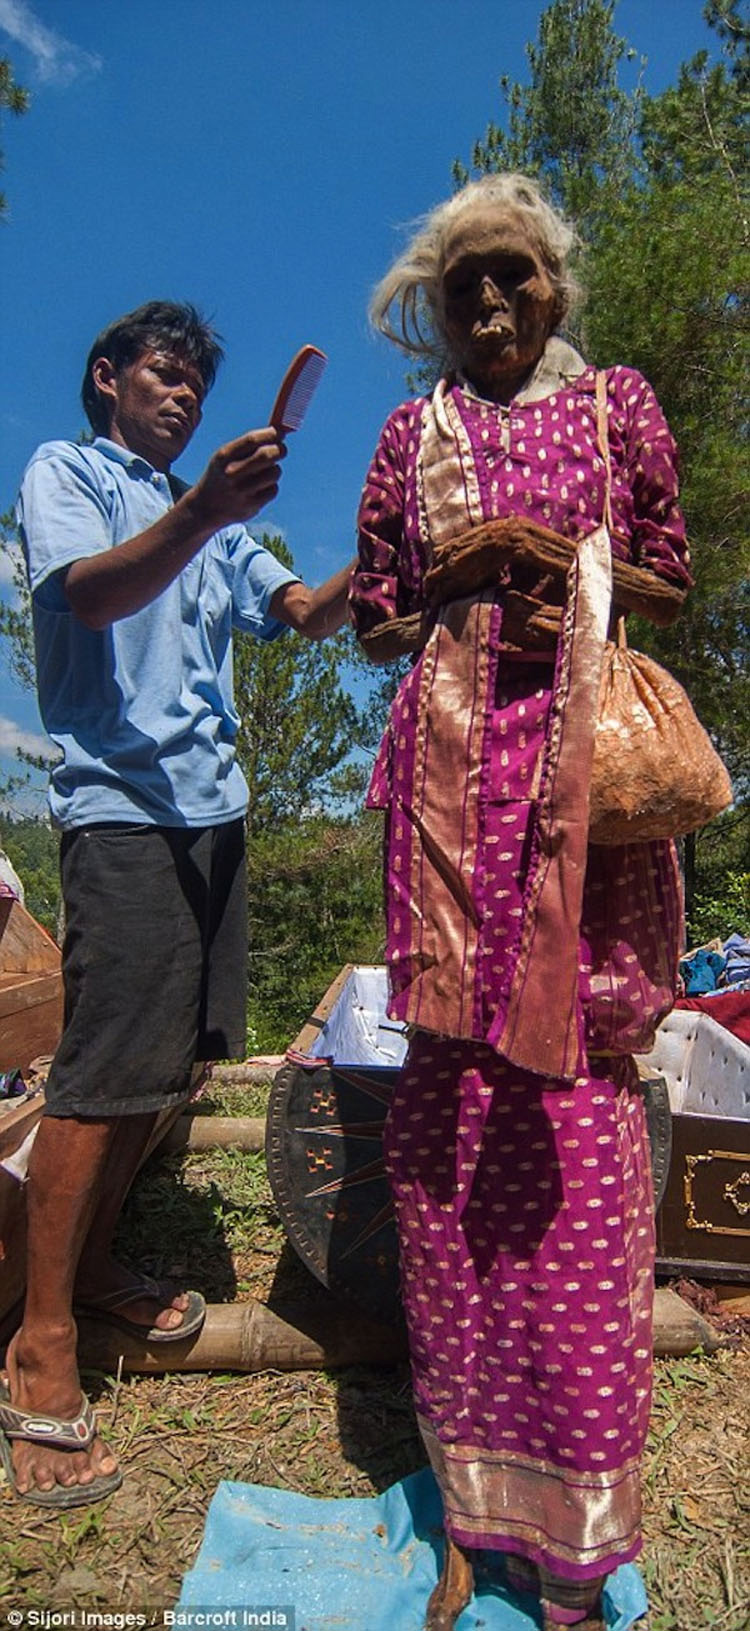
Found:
[370,173,582,362]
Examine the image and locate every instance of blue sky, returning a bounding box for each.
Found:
[0,0,721,811]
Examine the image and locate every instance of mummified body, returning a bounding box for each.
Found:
[352,174,691,1631]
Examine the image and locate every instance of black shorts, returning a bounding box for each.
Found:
[44,820,247,1119]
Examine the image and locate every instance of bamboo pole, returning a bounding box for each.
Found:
[209,1062,282,1086]
[652,1287,722,1355]
[161,1114,266,1153]
[74,1287,721,1376]
[77,1297,408,1373]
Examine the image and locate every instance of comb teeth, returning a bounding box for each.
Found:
[281,352,326,430]
[271,345,327,432]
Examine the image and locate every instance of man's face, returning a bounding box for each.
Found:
[93,348,205,470]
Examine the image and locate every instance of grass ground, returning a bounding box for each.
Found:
[1,1074,748,1629]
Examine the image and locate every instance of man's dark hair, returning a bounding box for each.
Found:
[81,300,225,434]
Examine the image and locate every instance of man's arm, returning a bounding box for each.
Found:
[64,429,285,630]
[269,562,355,641]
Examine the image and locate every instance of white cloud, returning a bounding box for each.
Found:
[0,0,102,86]
[0,536,25,610]
[0,713,55,761]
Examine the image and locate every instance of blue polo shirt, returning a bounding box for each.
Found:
[17,437,299,829]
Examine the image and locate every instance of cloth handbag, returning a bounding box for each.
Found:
[589,615,733,844]
[588,373,732,845]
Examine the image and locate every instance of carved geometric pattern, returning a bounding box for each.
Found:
[266,1062,401,1323]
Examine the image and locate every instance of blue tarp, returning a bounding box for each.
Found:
[178,1468,648,1630]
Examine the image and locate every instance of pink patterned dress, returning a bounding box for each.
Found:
[351,347,692,1621]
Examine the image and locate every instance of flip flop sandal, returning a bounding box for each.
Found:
[74,1275,206,1344]
[0,1382,122,1509]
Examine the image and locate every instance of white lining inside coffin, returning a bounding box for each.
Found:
[310,966,750,1123]
[308,966,408,1068]
[636,1008,750,1121]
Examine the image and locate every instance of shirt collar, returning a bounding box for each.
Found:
[93,436,166,479]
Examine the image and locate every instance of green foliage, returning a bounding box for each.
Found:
[689,868,750,945]
[0,58,29,219]
[454,0,644,235]
[0,508,35,692]
[688,806,750,944]
[0,508,52,806]
[246,810,384,1051]
[235,619,362,833]
[232,533,391,1046]
[236,540,388,1048]
[0,815,60,936]
[234,533,366,838]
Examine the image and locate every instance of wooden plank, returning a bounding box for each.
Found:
[0,988,64,1073]
[0,897,60,974]
[0,973,61,1015]
[0,899,63,1073]
[288,963,354,1057]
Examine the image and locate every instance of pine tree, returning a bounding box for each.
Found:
[0,58,29,219]
[454,0,644,235]
[233,534,362,840]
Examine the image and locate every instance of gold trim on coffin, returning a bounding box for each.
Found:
[684,1150,750,1237]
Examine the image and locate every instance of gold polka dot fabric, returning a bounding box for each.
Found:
[387,1036,653,1582]
[351,356,691,1592]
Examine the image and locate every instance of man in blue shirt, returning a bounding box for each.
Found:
[1,301,353,1507]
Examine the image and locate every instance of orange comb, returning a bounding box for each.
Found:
[270,345,327,433]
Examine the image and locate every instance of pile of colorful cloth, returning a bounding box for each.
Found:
[676,932,750,1045]
[0,1069,26,1100]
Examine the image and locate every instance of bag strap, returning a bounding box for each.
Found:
[595,370,614,534]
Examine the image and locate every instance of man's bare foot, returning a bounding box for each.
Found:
[2,1327,119,1502]
[424,1535,474,1630]
[74,1255,197,1334]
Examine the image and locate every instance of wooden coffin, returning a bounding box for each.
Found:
[0,895,63,1073]
[641,1008,750,1285]
[267,966,750,1325]
[0,1093,46,1316]
[0,898,63,1314]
